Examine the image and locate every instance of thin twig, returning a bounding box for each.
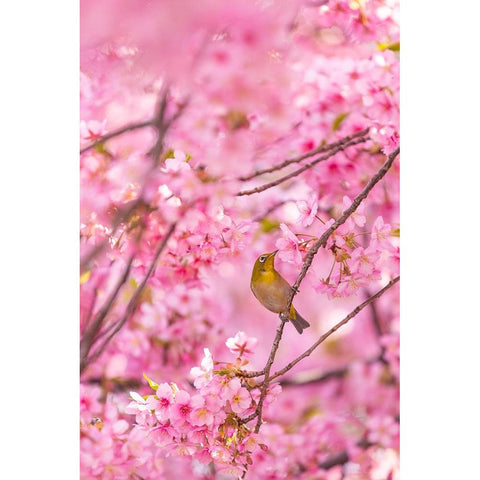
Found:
[80,119,154,155]
[284,147,400,314]
[240,318,287,428]
[90,314,125,344]
[319,450,349,470]
[83,287,98,327]
[364,287,389,363]
[149,90,189,165]
[305,0,329,7]
[319,439,374,470]
[237,368,264,379]
[148,86,170,164]
[279,354,383,387]
[365,287,383,337]
[80,223,177,374]
[80,254,135,366]
[252,199,296,223]
[237,136,369,196]
[80,199,142,272]
[86,376,143,392]
[248,120,303,161]
[164,96,190,131]
[280,365,348,387]
[269,276,399,382]
[238,128,369,182]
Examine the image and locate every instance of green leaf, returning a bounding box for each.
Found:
[260,218,280,233]
[94,142,107,154]
[80,270,91,284]
[378,41,400,52]
[332,112,349,132]
[164,149,175,159]
[143,372,159,391]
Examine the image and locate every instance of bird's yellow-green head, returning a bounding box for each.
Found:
[251,251,278,280]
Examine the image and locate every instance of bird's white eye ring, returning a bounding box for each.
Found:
[259,255,267,263]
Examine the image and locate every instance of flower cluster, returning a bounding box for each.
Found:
[248,358,400,480]
[124,333,279,477]
[314,214,398,299]
[80,385,165,479]
[274,201,398,300]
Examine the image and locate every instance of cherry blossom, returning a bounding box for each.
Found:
[190,348,214,388]
[296,194,319,227]
[225,331,258,358]
[276,223,303,265]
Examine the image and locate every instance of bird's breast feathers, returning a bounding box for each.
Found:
[251,273,290,313]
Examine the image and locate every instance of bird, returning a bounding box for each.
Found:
[250,251,310,334]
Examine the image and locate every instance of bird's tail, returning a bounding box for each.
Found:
[290,307,310,334]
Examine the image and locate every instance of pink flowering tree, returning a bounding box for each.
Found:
[80,1,399,478]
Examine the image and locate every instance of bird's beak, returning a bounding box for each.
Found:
[269,250,278,258]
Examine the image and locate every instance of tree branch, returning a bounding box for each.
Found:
[80,90,188,271]
[319,438,377,470]
[364,287,389,363]
[148,86,170,164]
[80,199,142,273]
[252,199,296,223]
[239,318,287,428]
[284,147,400,314]
[269,276,399,382]
[280,365,348,387]
[80,87,188,158]
[279,354,384,387]
[365,287,384,337]
[237,136,369,196]
[237,367,265,379]
[238,148,399,387]
[80,119,155,155]
[253,317,287,432]
[80,223,177,374]
[238,128,369,182]
[319,450,349,470]
[80,254,135,366]
[149,88,190,165]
